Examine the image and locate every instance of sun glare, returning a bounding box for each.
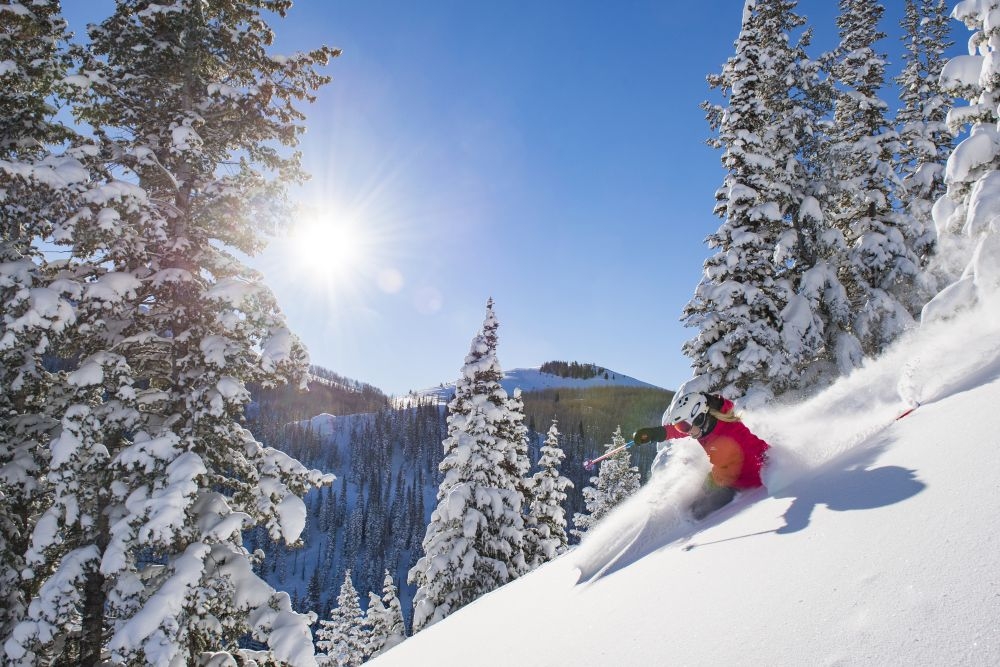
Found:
[291,215,368,277]
[272,201,409,311]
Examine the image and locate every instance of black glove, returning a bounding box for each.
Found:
[632,426,667,445]
[707,394,724,411]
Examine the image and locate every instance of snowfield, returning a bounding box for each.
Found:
[370,293,1000,666]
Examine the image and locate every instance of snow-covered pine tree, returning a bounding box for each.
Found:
[0,0,75,153]
[4,2,339,665]
[365,570,406,659]
[0,0,80,647]
[317,570,368,667]
[408,299,526,632]
[827,0,920,361]
[895,0,954,288]
[921,0,1000,321]
[501,387,532,576]
[526,420,573,567]
[0,5,154,662]
[343,504,365,577]
[571,427,640,540]
[687,0,832,398]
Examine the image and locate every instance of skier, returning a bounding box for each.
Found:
[632,392,770,519]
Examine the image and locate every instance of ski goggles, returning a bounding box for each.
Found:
[674,412,709,434]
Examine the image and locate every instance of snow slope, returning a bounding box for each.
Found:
[414,366,662,404]
[370,293,1000,666]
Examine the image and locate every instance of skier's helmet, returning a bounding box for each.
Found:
[662,392,711,434]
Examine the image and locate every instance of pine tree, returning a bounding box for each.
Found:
[408,299,526,631]
[365,570,406,659]
[307,567,323,616]
[526,420,573,567]
[503,388,532,485]
[0,0,75,152]
[827,0,919,362]
[686,0,832,397]
[4,2,340,665]
[896,0,953,288]
[317,570,368,667]
[0,0,79,647]
[571,427,640,540]
[921,0,1000,321]
[501,387,532,576]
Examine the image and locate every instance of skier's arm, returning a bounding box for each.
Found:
[632,426,668,446]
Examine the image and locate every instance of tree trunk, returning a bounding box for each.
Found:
[78,491,109,666]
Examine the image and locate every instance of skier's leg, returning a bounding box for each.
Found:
[689,477,736,520]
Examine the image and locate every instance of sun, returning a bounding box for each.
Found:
[270,202,407,306]
[290,214,369,278]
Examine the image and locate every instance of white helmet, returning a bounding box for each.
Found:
[661,392,710,428]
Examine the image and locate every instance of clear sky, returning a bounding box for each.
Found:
[59,1,965,396]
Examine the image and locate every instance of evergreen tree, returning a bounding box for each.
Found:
[0,0,78,646]
[686,0,832,397]
[4,2,339,665]
[504,388,532,485]
[526,420,573,567]
[0,0,75,152]
[408,299,526,631]
[307,568,323,616]
[317,570,368,667]
[896,0,953,287]
[827,0,919,361]
[365,570,406,659]
[571,427,640,540]
[924,0,1000,320]
[501,387,532,575]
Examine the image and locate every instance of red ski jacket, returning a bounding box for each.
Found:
[662,399,770,490]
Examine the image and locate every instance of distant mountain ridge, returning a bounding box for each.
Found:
[414,364,664,403]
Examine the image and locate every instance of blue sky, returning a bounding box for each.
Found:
[60,2,965,396]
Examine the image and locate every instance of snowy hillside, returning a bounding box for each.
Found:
[256,405,445,627]
[414,365,662,404]
[261,369,667,627]
[370,293,1000,665]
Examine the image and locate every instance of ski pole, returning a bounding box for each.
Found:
[583,440,635,471]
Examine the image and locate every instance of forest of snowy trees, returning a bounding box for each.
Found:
[245,300,584,664]
[684,0,955,401]
[245,401,443,623]
[407,299,574,632]
[4,0,1000,664]
[244,360,660,647]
